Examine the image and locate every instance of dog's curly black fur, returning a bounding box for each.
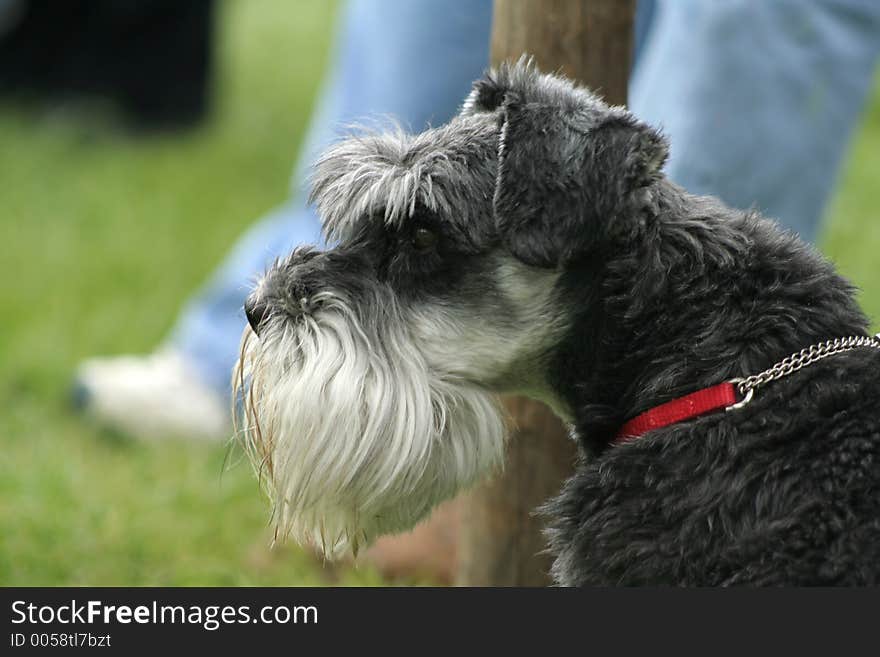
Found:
[545,189,880,586]
[471,63,880,586]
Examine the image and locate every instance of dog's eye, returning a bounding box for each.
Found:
[411,227,438,250]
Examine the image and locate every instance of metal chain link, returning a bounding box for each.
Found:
[729,333,880,408]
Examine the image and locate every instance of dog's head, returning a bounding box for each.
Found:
[234,60,668,557]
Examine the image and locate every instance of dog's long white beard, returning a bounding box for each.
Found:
[234,293,506,559]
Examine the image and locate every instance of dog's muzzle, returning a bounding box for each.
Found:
[243,247,331,336]
[233,253,507,559]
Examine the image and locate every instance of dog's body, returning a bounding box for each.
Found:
[543,188,880,585]
[237,61,880,585]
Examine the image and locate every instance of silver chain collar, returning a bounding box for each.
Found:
[727,333,880,411]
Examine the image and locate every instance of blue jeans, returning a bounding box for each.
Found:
[172,0,880,394]
[629,0,880,241]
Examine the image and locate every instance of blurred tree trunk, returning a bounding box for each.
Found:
[456,0,636,587]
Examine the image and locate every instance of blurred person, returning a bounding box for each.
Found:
[72,0,880,577]
[0,0,215,130]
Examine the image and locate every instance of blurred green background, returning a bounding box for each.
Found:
[0,0,391,586]
[1,0,878,586]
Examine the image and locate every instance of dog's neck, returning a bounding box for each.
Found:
[548,179,869,454]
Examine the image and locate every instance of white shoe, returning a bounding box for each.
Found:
[73,349,230,442]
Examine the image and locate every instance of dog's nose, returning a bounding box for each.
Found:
[244,295,268,336]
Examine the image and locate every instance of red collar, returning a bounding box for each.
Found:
[614,334,880,444]
[614,382,740,444]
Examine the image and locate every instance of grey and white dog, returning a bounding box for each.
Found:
[235,61,880,585]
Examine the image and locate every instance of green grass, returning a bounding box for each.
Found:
[1,0,879,586]
[0,0,388,586]
[823,74,880,328]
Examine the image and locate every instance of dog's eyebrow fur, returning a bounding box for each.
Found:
[308,114,498,244]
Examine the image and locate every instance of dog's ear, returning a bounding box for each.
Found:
[492,87,668,268]
[467,70,508,114]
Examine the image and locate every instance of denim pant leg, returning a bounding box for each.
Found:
[170,0,493,394]
[629,0,880,242]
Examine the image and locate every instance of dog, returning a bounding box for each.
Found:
[234,60,880,585]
